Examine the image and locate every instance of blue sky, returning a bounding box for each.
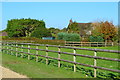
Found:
[1,2,118,30]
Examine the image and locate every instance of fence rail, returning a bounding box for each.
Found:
[65,41,114,47]
[1,41,120,78]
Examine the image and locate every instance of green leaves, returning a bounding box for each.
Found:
[31,28,52,38]
[57,32,80,41]
[89,36,104,42]
[6,18,46,38]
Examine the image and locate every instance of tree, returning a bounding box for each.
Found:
[31,28,52,38]
[6,18,46,37]
[91,21,117,42]
[61,27,67,32]
[48,27,60,38]
[67,22,79,33]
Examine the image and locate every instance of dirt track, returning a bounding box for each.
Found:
[0,66,28,78]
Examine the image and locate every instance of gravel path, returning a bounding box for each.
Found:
[0,66,28,78]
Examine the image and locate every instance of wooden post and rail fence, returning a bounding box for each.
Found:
[0,41,120,78]
[65,41,114,47]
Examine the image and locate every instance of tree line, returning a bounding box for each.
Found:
[4,18,118,42]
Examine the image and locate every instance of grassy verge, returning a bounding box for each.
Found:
[2,45,120,78]
[2,52,87,78]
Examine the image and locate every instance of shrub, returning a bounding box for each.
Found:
[57,32,80,41]
[89,36,104,42]
[57,32,65,40]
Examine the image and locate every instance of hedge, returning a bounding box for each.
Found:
[57,32,80,41]
[2,37,65,45]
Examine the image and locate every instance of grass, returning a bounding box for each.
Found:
[2,44,120,78]
[2,52,86,78]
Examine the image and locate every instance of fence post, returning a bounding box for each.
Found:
[81,42,82,47]
[21,44,24,58]
[16,43,18,57]
[58,45,61,68]
[11,43,13,55]
[65,41,66,46]
[46,45,48,65]
[90,42,91,47]
[6,42,8,54]
[8,42,10,54]
[36,45,39,62]
[112,42,114,46]
[94,51,97,78]
[73,42,74,46]
[105,42,107,47]
[28,44,30,60]
[10,43,12,54]
[97,42,98,47]
[1,42,3,52]
[0,42,1,52]
[73,49,76,72]
[9,43,11,54]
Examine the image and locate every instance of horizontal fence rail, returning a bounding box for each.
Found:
[3,45,120,62]
[65,41,114,47]
[1,41,120,78]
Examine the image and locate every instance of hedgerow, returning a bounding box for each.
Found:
[2,37,65,45]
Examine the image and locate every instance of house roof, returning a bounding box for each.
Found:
[0,32,8,36]
[68,19,93,36]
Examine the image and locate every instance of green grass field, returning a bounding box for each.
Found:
[2,53,87,78]
[2,44,120,78]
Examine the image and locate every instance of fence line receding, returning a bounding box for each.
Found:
[1,41,120,78]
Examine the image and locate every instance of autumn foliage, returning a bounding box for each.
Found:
[92,21,117,42]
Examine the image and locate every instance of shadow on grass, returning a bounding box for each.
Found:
[2,50,120,79]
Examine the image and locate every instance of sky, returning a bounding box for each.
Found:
[1,2,118,30]
[0,0,119,2]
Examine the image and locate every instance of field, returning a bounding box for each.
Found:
[1,44,120,78]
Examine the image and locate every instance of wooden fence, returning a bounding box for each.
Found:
[1,41,120,78]
[65,41,114,47]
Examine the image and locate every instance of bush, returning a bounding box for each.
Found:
[89,36,104,47]
[89,36,104,42]
[57,32,65,40]
[57,32,80,41]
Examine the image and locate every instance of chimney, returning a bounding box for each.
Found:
[69,19,73,24]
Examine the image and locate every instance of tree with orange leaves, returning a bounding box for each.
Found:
[92,21,117,42]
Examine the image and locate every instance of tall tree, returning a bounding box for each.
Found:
[6,18,46,37]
